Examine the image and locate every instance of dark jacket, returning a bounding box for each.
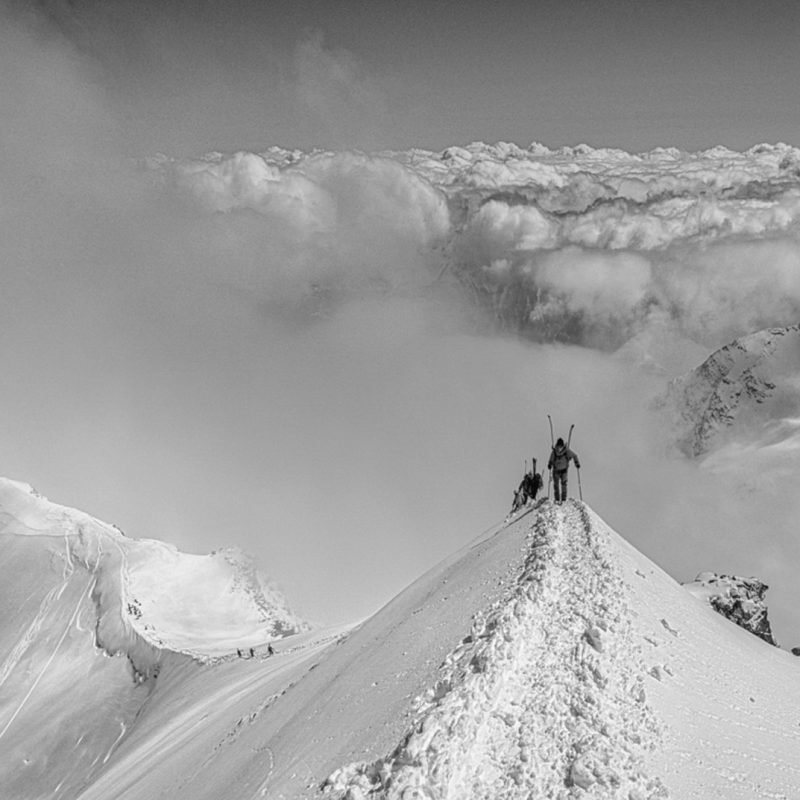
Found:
[521,471,542,496]
[548,444,580,473]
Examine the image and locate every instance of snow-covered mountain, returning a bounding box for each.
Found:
[0,479,306,800]
[661,325,800,457]
[2,480,800,799]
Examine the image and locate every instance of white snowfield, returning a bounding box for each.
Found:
[0,478,307,799]
[2,480,800,799]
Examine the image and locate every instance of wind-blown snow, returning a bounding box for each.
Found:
[5,482,800,799]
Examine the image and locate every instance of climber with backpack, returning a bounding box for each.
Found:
[548,436,580,504]
[511,458,543,513]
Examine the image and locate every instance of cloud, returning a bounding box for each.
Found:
[657,239,800,344]
[164,150,451,311]
[465,200,558,256]
[2,7,800,644]
[536,248,653,321]
[291,30,389,150]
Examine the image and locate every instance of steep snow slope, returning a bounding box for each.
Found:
[610,526,800,799]
[0,479,306,799]
[326,501,666,799]
[67,497,800,799]
[74,510,535,800]
[5,481,800,799]
[325,502,800,800]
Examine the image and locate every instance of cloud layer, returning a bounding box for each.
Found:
[139,139,800,637]
[3,4,800,640]
[158,140,800,350]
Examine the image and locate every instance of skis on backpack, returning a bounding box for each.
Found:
[547,417,580,502]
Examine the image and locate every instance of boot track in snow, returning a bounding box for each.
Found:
[325,500,667,799]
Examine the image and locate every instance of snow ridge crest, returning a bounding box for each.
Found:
[325,501,666,800]
[0,479,306,671]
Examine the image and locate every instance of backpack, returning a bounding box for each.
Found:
[552,447,569,472]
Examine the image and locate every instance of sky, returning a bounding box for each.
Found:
[27,0,800,155]
[2,0,800,638]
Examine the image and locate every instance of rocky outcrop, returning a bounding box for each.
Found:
[683,572,777,646]
[660,325,800,457]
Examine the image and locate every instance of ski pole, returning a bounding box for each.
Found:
[577,468,583,501]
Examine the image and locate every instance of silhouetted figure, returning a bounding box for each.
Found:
[548,437,580,503]
[237,648,243,658]
[511,459,543,513]
[267,643,275,656]
[249,647,255,658]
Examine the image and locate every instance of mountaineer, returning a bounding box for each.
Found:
[548,437,580,504]
[511,459,543,513]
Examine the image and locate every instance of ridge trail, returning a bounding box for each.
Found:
[326,500,665,799]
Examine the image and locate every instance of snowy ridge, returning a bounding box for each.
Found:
[6,484,800,798]
[0,479,166,679]
[325,501,665,800]
[662,325,800,456]
[0,479,306,664]
[0,478,307,798]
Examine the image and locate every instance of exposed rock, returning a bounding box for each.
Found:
[683,572,777,646]
[659,325,800,457]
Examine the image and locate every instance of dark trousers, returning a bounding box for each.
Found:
[553,470,568,502]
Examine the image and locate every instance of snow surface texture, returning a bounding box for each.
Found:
[4,480,800,799]
[683,572,777,646]
[0,479,306,799]
[151,142,800,353]
[325,501,666,799]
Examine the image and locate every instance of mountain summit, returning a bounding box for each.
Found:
[1,481,799,799]
[662,324,800,457]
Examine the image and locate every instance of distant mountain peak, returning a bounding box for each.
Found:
[661,324,800,456]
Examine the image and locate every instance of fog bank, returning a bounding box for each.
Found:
[2,7,800,640]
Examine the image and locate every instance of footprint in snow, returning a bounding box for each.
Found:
[660,618,679,636]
